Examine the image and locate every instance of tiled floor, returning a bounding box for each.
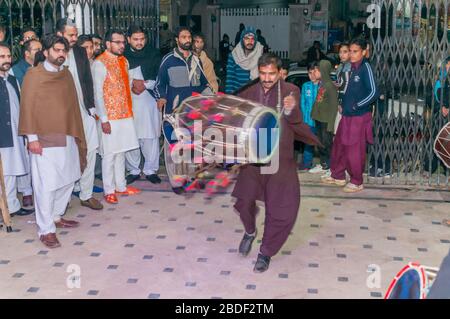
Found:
[1,173,449,299]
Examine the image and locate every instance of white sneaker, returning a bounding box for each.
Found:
[321,169,331,178]
[309,164,325,174]
[343,183,364,193]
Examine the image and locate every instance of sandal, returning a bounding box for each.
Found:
[116,186,141,196]
[104,194,118,204]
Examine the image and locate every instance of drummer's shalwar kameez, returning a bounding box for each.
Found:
[231,80,321,257]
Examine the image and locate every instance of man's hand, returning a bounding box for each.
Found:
[442,106,449,117]
[28,141,43,155]
[132,79,146,95]
[157,98,167,111]
[338,105,343,114]
[102,122,112,134]
[283,92,296,113]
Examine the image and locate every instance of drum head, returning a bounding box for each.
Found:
[385,263,428,299]
[162,120,177,145]
[434,123,450,168]
[163,139,197,188]
[248,109,280,163]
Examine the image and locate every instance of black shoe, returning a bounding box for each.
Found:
[172,187,185,195]
[10,207,35,217]
[146,174,161,184]
[253,253,271,273]
[126,174,141,185]
[239,230,257,256]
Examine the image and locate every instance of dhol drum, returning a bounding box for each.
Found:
[434,122,450,168]
[384,262,439,299]
[162,94,281,191]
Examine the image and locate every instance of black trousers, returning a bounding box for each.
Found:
[315,121,334,169]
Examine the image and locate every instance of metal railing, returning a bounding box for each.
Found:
[368,0,450,187]
[0,0,158,59]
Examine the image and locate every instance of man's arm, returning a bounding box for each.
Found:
[225,54,237,94]
[154,58,169,101]
[91,61,108,123]
[355,62,379,110]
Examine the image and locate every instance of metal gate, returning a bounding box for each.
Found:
[0,0,158,58]
[220,7,290,59]
[369,0,450,187]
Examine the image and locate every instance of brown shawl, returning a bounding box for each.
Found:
[18,64,87,172]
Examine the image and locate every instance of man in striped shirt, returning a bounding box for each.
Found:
[225,27,263,93]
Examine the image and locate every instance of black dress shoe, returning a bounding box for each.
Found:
[253,253,271,273]
[10,208,35,217]
[146,174,162,184]
[172,187,185,195]
[126,174,141,185]
[238,230,257,256]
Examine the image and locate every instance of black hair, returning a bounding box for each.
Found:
[77,34,93,47]
[104,29,125,42]
[55,18,76,34]
[0,41,10,51]
[350,37,368,50]
[223,33,229,39]
[21,27,36,41]
[281,60,290,71]
[307,61,319,71]
[193,32,205,42]
[127,25,146,37]
[339,42,350,50]
[42,34,69,51]
[21,38,40,58]
[175,26,191,38]
[257,52,282,70]
[0,25,6,33]
[91,33,102,40]
[34,35,69,66]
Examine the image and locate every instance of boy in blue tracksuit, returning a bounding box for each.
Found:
[323,38,379,193]
[299,61,320,170]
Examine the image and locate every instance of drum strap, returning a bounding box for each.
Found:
[276,80,281,114]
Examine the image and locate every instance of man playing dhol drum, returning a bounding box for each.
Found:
[231,53,321,273]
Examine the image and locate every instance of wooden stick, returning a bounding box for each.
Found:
[0,153,12,231]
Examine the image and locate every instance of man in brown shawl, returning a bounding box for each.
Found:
[232,53,321,273]
[19,35,87,249]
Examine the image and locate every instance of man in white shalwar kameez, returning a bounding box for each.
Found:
[57,18,103,210]
[92,29,140,205]
[19,35,87,248]
[124,26,162,185]
[0,43,34,217]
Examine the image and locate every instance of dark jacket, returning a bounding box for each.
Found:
[311,60,339,132]
[342,58,379,116]
[72,45,95,112]
[154,48,208,114]
[0,75,20,148]
[11,59,31,86]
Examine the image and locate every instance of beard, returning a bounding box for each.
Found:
[0,62,11,72]
[111,48,124,56]
[49,56,65,66]
[132,44,144,51]
[180,42,192,50]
